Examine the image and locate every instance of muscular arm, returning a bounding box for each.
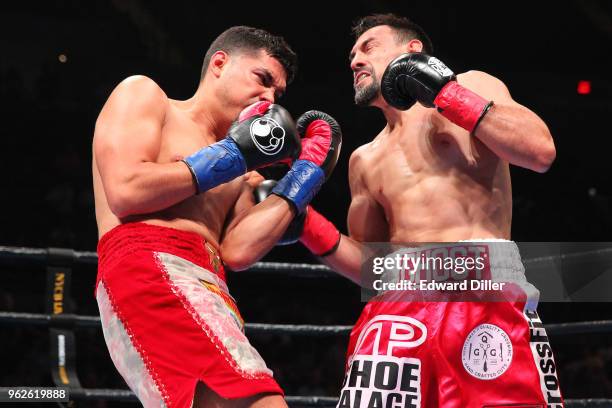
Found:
[318,149,390,286]
[220,172,297,271]
[93,76,195,217]
[462,71,556,173]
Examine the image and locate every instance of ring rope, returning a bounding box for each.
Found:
[0,245,335,276]
[3,244,612,405]
[2,311,612,337]
[3,244,612,275]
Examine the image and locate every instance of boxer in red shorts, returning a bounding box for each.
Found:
[93,26,341,408]
[337,241,560,407]
[269,13,563,407]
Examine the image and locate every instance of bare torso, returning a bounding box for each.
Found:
[348,75,512,243]
[93,99,245,248]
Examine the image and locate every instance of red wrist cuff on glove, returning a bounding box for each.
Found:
[300,206,341,256]
[434,82,493,133]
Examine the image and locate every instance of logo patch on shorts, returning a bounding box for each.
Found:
[250,117,285,156]
[337,355,421,408]
[462,323,513,380]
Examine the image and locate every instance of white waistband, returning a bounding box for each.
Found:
[376,241,540,307]
[381,240,525,283]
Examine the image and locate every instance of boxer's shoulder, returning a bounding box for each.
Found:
[114,75,167,97]
[349,130,390,171]
[96,76,168,133]
[348,143,372,173]
[104,75,169,116]
[457,70,496,82]
[457,70,510,101]
[348,141,380,191]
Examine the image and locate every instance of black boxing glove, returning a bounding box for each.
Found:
[381,53,493,132]
[254,180,340,255]
[253,179,306,245]
[183,101,300,193]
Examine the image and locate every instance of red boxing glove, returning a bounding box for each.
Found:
[434,81,494,133]
[296,111,342,178]
[300,206,341,256]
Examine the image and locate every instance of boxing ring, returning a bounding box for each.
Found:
[1,245,611,407]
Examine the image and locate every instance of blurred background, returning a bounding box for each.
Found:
[1,0,612,405]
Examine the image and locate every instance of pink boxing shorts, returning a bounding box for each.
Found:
[95,222,282,408]
[337,240,564,408]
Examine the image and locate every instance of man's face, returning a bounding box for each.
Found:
[349,26,407,107]
[219,50,287,114]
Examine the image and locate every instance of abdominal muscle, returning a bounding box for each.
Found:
[95,197,225,250]
[381,171,512,243]
[93,161,236,250]
[363,107,513,243]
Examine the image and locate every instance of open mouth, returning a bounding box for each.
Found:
[354,71,370,86]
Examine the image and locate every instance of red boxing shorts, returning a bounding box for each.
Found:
[338,240,564,408]
[95,222,282,408]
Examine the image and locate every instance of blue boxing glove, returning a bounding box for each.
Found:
[254,179,341,256]
[183,101,300,193]
[272,110,342,213]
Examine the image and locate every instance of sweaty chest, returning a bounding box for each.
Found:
[159,112,208,163]
[364,110,478,205]
[157,109,243,230]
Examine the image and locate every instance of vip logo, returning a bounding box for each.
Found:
[462,323,513,380]
[250,118,285,155]
[428,57,454,77]
[350,315,427,367]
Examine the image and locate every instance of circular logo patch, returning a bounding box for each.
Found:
[461,323,512,380]
[250,118,285,156]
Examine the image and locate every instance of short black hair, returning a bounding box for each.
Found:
[201,26,297,84]
[352,13,434,54]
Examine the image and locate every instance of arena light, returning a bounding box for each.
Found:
[577,80,591,95]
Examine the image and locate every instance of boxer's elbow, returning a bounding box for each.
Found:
[221,245,256,271]
[107,186,141,218]
[536,144,556,173]
[532,136,556,173]
[223,258,254,272]
[108,198,134,219]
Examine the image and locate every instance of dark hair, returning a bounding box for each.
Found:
[201,26,297,84]
[352,13,434,54]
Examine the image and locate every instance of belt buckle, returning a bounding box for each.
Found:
[204,241,221,274]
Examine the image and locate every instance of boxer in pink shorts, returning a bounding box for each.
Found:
[278,13,563,407]
[338,241,562,407]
